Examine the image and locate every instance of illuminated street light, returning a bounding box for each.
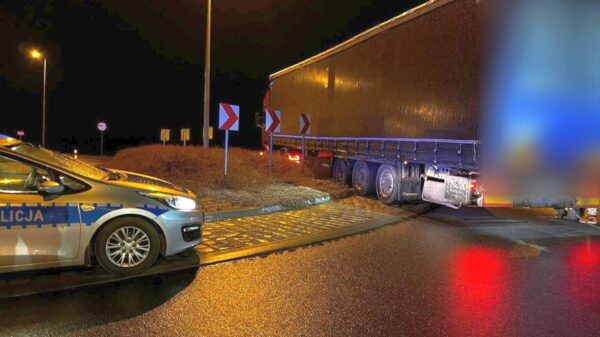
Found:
[29,48,47,148]
[30,49,42,59]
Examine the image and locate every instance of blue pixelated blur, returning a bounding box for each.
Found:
[481,0,600,203]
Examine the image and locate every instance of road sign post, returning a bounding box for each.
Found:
[269,134,274,174]
[299,113,311,171]
[181,128,190,146]
[265,109,281,176]
[219,103,240,176]
[302,135,305,170]
[16,130,24,141]
[97,122,107,156]
[160,129,170,145]
[223,128,229,175]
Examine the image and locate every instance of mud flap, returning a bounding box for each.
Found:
[398,163,422,202]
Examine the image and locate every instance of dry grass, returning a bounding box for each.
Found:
[104,145,354,211]
[105,145,314,192]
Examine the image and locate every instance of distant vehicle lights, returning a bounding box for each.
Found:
[288,153,301,162]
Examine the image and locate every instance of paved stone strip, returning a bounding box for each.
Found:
[196,198,416,254]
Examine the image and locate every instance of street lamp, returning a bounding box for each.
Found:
[202,0,212,148]
[30,49,47,148]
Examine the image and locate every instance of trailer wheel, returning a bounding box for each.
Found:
[352,161,377,196]
[332,159,347,184]
[376,164,399,204]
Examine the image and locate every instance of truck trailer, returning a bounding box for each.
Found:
[266,0,600,209]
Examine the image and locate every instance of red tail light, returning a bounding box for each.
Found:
[317,151,333,159]
[469,179,478,191]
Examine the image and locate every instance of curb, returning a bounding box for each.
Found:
[204,195,333,223]
[200,202,435,266]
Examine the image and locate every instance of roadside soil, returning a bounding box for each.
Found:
[83,146,353,212]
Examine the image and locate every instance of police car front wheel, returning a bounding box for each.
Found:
[94,217,160,274]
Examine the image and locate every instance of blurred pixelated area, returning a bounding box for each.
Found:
[481,0,599,205]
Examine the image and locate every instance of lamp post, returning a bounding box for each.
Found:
[30,49,47,148]
[202,0,212,148]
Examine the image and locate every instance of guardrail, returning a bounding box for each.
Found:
[273,134,481,168]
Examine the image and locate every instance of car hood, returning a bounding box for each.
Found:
[102,169,196,198]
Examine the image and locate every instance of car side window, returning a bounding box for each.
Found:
[59,174,87,192]
[0,156,51,193]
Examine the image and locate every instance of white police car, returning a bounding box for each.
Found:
[0,135,203,275]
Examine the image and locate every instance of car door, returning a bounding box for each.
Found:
[0,154,81,272]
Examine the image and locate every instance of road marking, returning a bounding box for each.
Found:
[510,240,547,258]
[587,223,600,231]
[516,240,548,252]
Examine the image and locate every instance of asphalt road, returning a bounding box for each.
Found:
[0,206,598,337]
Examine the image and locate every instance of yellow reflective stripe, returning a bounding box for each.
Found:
[575,198,600,207]
[483,195,513,207]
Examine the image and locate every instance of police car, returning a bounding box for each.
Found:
[0,135,203,275]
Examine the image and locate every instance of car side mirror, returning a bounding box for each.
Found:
[38,181,65,194]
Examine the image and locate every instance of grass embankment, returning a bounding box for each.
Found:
[105,145,312,192]
[105,145,353,211]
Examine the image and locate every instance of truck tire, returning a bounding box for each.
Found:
[352,161,377,196]
[94,217,161,275]
[376,164,399,204]
[332,159,347,184]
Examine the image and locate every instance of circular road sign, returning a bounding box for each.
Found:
[97,122,107,132]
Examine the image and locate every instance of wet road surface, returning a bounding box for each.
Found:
[0,206,598,337]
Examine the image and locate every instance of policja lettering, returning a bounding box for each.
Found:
[0,208,44,224]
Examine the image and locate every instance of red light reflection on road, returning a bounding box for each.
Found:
[566,241,600,307]
[447,247,512,337]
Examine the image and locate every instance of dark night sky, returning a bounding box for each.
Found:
[1,0,422,153]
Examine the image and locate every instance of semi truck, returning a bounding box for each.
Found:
[266,0,599,209]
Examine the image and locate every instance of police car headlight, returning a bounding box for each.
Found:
[139,192,198,211]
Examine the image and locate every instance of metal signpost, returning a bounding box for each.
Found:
[299,113,311,170]
[218,103,240,176]
[16,130,24,141]
[97,122,107,156]
[181,128,191,146]
[202,0,212,148]
[160,129,170,145]
[29,49,47,147]
[265,109,282,175]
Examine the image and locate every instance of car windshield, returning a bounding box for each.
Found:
[8,144,110,181]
